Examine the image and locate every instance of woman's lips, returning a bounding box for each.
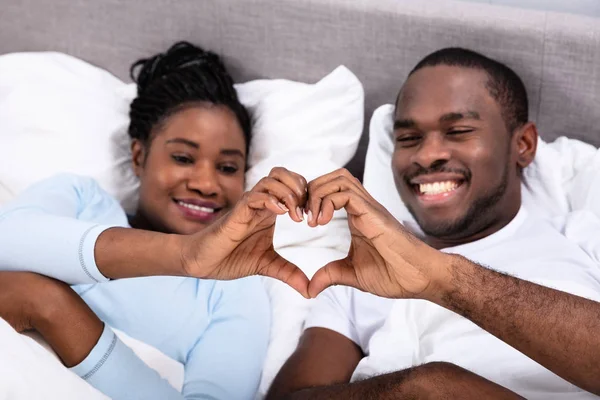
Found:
[173,199,222,223]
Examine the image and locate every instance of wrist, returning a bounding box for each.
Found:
[178,231,212,279]
[419,251,460,304]
[427,253,477,306]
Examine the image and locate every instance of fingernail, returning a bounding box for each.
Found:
[318,211,323,223]
[278,202,289,212]
[308,210,313,223]
[296,207,304,221]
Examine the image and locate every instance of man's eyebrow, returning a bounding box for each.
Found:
[439,111,481,123]
[393,119,416,130]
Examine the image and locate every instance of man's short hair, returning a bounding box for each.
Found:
[407,47,529,133]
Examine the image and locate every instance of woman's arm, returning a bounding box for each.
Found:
[0,174,128,284]
[0,170,312,296]
[0,271,186,400]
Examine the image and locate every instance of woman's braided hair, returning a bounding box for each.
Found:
[128,41,251,154]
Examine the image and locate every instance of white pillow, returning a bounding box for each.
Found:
[0,52,362,398]
[364,104,600,227]
[0,52,138,212]
[237,66,362,397]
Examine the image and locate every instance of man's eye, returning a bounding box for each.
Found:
[447,129,474,135]
[395,135,421,147]
[172,155,194,164]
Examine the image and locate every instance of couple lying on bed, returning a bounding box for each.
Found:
[0,42,599,400]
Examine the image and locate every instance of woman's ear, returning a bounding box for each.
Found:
[513,122,538,169]
[131,139,146,177]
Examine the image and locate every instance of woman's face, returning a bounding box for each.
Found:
[131,104,247,235]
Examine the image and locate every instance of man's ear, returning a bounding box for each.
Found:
[513,122,538,170]
[131,139,146,177]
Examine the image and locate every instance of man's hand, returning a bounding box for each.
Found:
[181,167,311,297]
[0,271,104,367]
[305,168,449,299]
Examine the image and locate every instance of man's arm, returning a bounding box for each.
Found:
[285,362,524,400]
[267,328,363,400]
[306,168,600,396]
[432,255,600,395]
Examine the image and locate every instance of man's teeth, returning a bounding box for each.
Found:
[178,201,215,213]
[419,181,459,195]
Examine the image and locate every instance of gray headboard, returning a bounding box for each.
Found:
[2,0,599,178]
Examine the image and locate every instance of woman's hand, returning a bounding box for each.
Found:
[181,167,312,297]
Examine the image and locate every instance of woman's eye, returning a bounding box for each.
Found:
[172,155,194,165]
[219,165,239,175]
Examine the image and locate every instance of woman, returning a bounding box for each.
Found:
[0,42,309,400]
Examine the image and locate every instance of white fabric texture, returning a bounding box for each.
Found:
[0,320,108,400]
[364,104,600,227]
[0,52,362,398]
[239,67,363,395]
[0,324,184,399]
[0,52,137,212]
[353,209,600,399]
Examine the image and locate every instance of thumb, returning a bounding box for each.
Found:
[259,251,310,299]
[308,258,359,298]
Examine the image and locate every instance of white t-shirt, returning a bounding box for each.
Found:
[304,208,600,399]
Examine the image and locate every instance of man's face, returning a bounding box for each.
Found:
[392,65,522,244]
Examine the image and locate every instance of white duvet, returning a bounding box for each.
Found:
[4,134,599,399]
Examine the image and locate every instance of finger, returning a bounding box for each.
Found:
[306,169,368,227]
[258,251,310,298]
[254,175,305,222]
[245,192,289,216]
[268,167,308,203]
[317,191,373,227]
[308,258,359,298]
[307,168,370,199]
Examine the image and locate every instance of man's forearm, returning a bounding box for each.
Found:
[435,255,600,395]
[285,362,523,400]
[94,228,186,280]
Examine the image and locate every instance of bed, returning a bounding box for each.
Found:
[1,0,599,398]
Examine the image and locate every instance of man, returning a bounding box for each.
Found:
[267,48,600,399]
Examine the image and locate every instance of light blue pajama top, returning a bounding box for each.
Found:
[0,174,270,400]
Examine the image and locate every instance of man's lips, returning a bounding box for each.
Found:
[408,172,466,185]
[406,174,468,203]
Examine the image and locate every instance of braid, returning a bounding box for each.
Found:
[128,41,251,154]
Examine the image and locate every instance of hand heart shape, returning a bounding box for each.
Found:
[180,167,444,300]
